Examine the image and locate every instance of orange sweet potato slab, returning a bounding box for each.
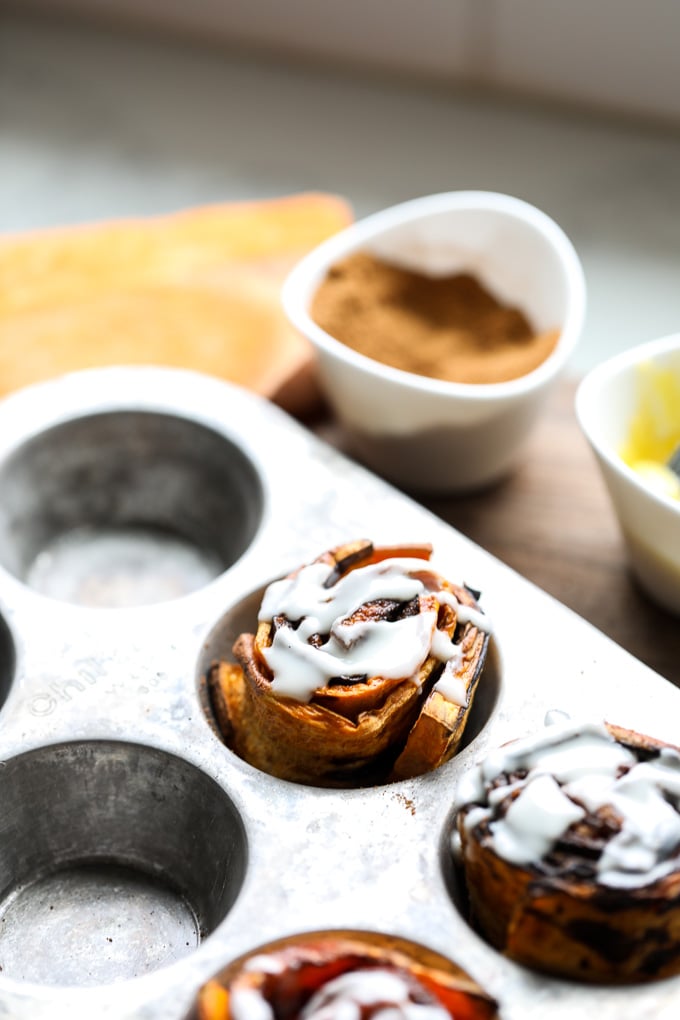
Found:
[0,192,352,416]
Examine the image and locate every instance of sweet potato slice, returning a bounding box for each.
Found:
[207,540,489,786]
[0,192,353,417]
[211,634,424,786]
[390,586,488,781]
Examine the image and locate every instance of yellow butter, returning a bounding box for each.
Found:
[621,363,680,501]
[621,363,680,462]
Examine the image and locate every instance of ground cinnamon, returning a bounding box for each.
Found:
[310,251,560,384]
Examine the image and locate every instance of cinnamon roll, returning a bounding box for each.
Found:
[208,539,489,786]
[194,932,498,1020]
[454,714,680,983]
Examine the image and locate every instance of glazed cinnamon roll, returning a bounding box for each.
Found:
[194,932,498,1020]
[454,714,680,983]
[208,539,489,786]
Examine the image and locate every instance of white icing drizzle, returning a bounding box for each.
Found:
[263,611,437,702]
[452,601,490,632]
[457,716,680,889]
[299,968,449,1020]
[257,555,489,703]
[260,560,429,630]
[437,589,491,633]
[244,954,286,974]
[490,774,585,864]
[231,989,276,1020]
[433,658,467,707]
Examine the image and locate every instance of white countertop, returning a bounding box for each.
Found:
[3,9,680,375]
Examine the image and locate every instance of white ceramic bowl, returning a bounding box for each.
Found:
[282,191,586,493]
[576,333,680,616]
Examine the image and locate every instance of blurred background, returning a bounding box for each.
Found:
[3,0,680,375]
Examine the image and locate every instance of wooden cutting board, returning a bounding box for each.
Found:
[429,378,680,688]
[0,193,353,418]
[315,378,680,687]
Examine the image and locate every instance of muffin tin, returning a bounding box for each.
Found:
[0,366,678,1020]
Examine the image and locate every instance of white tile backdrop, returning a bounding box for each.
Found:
[11,0,680,123]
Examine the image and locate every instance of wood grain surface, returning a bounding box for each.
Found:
[313,378,680,688]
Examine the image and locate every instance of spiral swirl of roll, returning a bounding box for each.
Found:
[208,539,489,786]
[454,714,680,983]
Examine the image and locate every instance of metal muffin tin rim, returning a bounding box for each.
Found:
[0,366,677,1019]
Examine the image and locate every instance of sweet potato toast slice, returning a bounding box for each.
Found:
[0,192,352,416]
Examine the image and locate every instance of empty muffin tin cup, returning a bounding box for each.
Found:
[0,741,247,987]
[0,410,263,608]
[0,611,15,715]
[282,191,586,493]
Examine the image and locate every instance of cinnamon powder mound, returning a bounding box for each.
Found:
[310,251,560,384]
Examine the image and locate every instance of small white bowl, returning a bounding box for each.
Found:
[576,333,680,616]
[282,191,586,493]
